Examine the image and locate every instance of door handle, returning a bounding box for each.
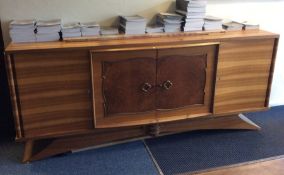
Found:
[141,83,153,93]
[161,80,173,90]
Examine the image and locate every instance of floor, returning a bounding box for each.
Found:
[194,156,284,175]
[0,140,159,175]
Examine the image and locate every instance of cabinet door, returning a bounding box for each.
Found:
[12,51,93,139]
[156,44,218,122]
[214,39,276,114]
[91,48,157,128]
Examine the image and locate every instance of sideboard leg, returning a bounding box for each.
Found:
[158,114,261,135]
[237,114,261,130]
[20,114,260,162]
[22,140,34,163]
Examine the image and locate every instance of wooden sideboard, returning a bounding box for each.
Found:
[5,30,279,162]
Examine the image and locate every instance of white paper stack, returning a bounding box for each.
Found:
[100,27,119,35]
[81,22,100,37]
[146,25,164,34]
[62,23,81,38]
[239,21,259,30]
[176,0,207,31]
[9,20,36,43]
[36,19,61,42]
[119,15,147,35]
[156,13,183,33]
[222,21,244,31]
[203,16,223,31]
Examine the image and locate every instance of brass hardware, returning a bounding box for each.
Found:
[162,80,173,90]
[90,42,220,53]
[156,42,220,50]
[141,83,152,93]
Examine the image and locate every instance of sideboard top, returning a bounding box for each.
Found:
[5,30,279,53]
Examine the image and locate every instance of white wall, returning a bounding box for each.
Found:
[1,0,283,106]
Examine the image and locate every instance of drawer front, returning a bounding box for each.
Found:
[12,51,93,138]
[214,39,276,114]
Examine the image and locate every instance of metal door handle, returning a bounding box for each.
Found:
[141,83,152,93]
[162,80,173,90]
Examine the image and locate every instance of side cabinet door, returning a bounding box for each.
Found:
[214,39,276,114]
[91,48,157,128]
[156,44,218,122]
[11,51,93,138]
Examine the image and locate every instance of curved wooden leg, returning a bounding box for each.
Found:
[23,140,34,163]
[158,114,261,135]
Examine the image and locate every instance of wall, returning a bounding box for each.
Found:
[0,0,283,106]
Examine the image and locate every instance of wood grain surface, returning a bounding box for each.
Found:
[214,39,276,114]
[193,157,284,175]
[12,51,94,138]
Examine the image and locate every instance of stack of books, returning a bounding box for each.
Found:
[81,22,100,37]
[176,0,207,31]
[239,21,259,30]
[157,12,183,33]
[203,16,222,31]
[36,19,61,42]
[9,20,36,43]
[222,21,243,31]
[100,27,119,35]
[119,15,147,35]
[146,25,164,34]
[61,23,81,38]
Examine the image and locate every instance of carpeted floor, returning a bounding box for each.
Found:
[145,106,284,175]
[0,106,284,175]
[0,141,159,175]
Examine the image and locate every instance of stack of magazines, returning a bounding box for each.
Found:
[146,25,164,34]
[222,21,244,31]
[36,19,61,42]
[239,21,259,30]
[100,27,119,35]
[9,20,36,43]
[157,12,183,33]
[81,22,100,37]
[119,15,147,35]
[61,23,81,38]
[203,16,222,31]
[176,0,207,31]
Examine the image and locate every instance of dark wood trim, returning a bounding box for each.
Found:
[265,38,279,107]
[5,54,23,139]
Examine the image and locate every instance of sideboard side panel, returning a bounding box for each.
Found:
[214,38,275,114]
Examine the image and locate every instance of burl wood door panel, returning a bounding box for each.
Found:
[156,45,218,122]
[12,51,93,138]
[91,48,157,128]
[103,58,156,115]
[214,39,276,114]
[156,53,206,109]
